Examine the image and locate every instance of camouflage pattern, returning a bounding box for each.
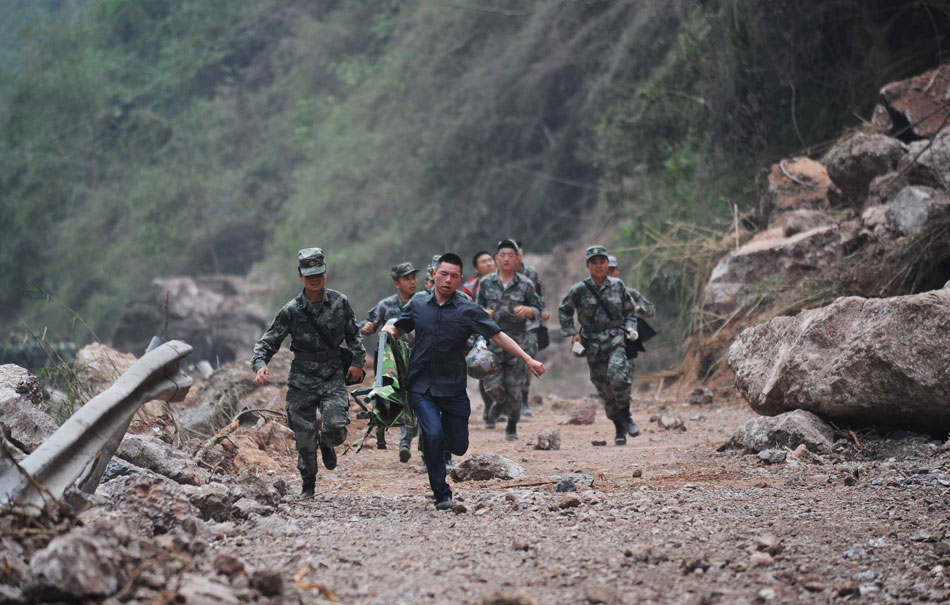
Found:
[297,247,326,276]
[558,276,638,420]
[361,293,412,334]
[519,264,545,401]
[627,286,656,318]
[252,288,365,479]
[477,271,541,421]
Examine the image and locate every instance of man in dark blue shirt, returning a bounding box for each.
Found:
[382,252,545,510]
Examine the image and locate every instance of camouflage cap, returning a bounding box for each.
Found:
[390,262,419,281]
[585,245,609,262]
[607,254,619,268]
[297,247,326,276]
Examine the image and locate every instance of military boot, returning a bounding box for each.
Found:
[376,427,387,450]
[613,418,627,446]
[320,444,337,470]
[399,438,412,463]
[623,408,641,438]
[299,477,316,499]
[520,392,532,418]
[505,418,519,441]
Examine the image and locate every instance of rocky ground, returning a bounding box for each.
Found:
[9,380,945,605]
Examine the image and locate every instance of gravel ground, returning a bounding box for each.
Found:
[200,390,950,604]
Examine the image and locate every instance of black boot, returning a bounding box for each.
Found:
[399,438,412,463]
[299,476,315,499]
[320,444,337,470]
[505,418,518,441]
[376,427,387,450]
[623,407,641,437]
[613,418,627,446]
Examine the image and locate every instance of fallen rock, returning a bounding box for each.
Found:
[900,128,950,189]
[534,428,561,450]
[97,474,203,537]
[72,343,137,396]
[25,531,122,601]
[0,364,57,453]
[181,482,239,522]
[555,473,594,492]
[657,414,686,431]
[750,551,774,567]
[248,569,283,597]
[0,535,29,588]
[758,449,787,464]
[178,573,240,604]
[866,171,909,207]
[880,64,950,139]
[232,498,273,519]
[117,433,205,486]
[556,494,582,510]
[688,387,713,406]
[213,554,245,578]
[565,406,596,425]
[822,133,907,208]
[728,289,950,432]
[111,275,270,363]
[860,204,890,232]
[885,186,950,236]
[720,410,835,455]
[775,209,838,237]
[702,225,846,318]
[758,157,836,226]
[755,533,783,555]
[450,453,525,482]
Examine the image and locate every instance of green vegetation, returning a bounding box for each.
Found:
[1,0,948,347]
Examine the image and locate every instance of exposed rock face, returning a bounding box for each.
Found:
[720,410,835,455]
[111,275,269,363]
[0,364,57,453]
[450,453,525,481]
[885,186,950,236]
[728,289,950,432]
[822,133,907,209]
[759,157,836,226]
[702,225,845,318]
[880,64,950,139]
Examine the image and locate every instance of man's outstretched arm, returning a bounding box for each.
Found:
[491,331,545,377]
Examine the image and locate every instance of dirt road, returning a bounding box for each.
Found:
[207,389,950,604]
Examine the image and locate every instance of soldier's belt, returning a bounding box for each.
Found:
[582,322,622,332]
[292,348,341,362]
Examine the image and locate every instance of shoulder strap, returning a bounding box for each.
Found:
[301,304,336,350]
[583,280,616,321]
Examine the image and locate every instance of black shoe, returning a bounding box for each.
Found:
[626,420,641,438]
[399,441,411,463]
[320,444,337,470]
[435,494,453,511]
[299,479,315,499]
[484,420,496,429]
[377,441,387,450]
[614,419,627,446]
[505,419,518,441]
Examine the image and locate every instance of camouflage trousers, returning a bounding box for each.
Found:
[285,385,351,481]
[522,330,539,401]
[585,341,633,421]
[483,351,530,423]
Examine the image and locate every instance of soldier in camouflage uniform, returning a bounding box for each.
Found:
[360,262,420,460]
[252,248,365,498]
[558,245,641,446]
[607,255,655,319]
[477,239,542,440]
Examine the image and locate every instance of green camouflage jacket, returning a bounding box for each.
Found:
[627,286,655,318]
[476,271,542,343]
[361,293,412,333]
[252,289,365,390]
[558,276,637,340]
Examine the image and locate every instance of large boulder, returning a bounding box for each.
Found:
[25,531,122,602]
[702,225,845,318]
[728,289,950,433]
[822,133,907,209]
[0,364,57,453]
[116,433,206,486]
[899,128,950,190]
[758,157,836,226]
[111,275,269,363]
[880,64,950,139]
[720,410,835,455]
[885,186,950,236]
[72,343,137,397]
